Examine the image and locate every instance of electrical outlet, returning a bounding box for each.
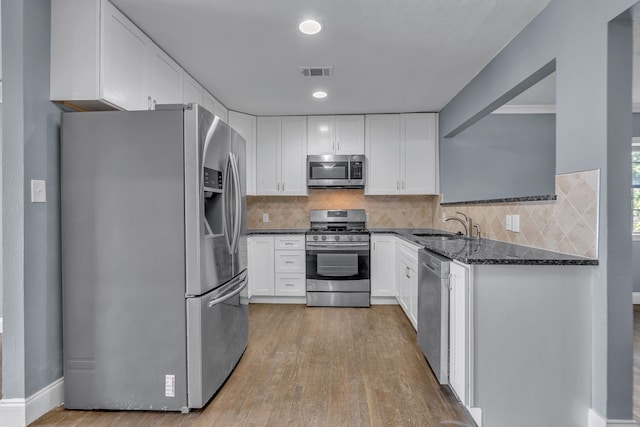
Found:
[512,215,520,232]
[262,213,269,223]
[365,213,370,222]
[31,180,46,203]
[506,215,512,231]
[441,211,447,222]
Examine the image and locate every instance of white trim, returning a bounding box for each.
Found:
[0,378,64,427]
[249,296,306,304]
[370,297,398,305]
[632,234,640,241]
[632,103,640,113]
[633,293,640,305]
[468,407,482,427]
[491,104,556,114]
[0,318,3,333]
[588,408,639,427]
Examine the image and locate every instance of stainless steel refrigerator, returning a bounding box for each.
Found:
[60,104,248,412]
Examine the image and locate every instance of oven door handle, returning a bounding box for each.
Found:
[306,243,370,250]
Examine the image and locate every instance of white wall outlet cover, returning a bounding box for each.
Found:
[512,214,520,232]
[31,179,47,203]
[441,211,447,222]
[506,215,512,231]
[262,213,269,223]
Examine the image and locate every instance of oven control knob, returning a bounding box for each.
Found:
[313,236,318,241]
[321,236,326,241]
[335,236,340,241]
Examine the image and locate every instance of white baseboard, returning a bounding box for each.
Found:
[588,409,639,427]
[370,296,399,305]
[633,292,640,305]
[468,407,482,427]
[0,378,64,427]
[249,296,306,304]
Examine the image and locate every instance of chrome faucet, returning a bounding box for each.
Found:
[444,212,472,237]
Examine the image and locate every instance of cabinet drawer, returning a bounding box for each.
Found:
[274,251,305,273]
[274,235,305,250]
[275,274,306,296]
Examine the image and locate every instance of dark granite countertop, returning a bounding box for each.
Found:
[370,228,598,266]
[248,229,308,235]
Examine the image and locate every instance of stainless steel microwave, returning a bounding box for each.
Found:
[307,154,365,188]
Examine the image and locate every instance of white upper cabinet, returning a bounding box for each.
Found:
[203,91,229,122]
[365,113,438,195]
[148,44,183,109]
[228,111,257,196]
[100,0,150,110]
[307,115,364,155]
[183,73,204,106]
[256,116,307,196]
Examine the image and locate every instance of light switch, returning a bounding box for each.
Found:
[31,180,46,203]
[506,215,512,231]
[512,215,520,232]
[262,213,269,223]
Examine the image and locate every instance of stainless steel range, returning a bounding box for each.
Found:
[305,209,370,307]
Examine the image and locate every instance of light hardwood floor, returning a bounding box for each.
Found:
[32,304,476,427]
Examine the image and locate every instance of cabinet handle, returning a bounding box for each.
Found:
[406,266,410,278]
[277,182,280,191]
[285,283,295,287]
[285,242,294,246]
[338,141,341,151]
[333,141,335,151]
[153,99,157,109]
[285,261,294,264]
[396,181,400,190]
[282,182,285,192]
[147,96,152,110]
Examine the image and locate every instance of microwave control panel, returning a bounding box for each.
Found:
[350,161,363,180]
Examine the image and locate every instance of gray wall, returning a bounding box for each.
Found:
[2,0,62,398]
[440,113,555,203]
[439,0,636,421]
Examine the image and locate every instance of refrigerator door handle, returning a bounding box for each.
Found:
[207,274,248,308]
[222,152,234,253]
[229,152,242,254]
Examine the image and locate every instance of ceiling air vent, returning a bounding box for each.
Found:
[299,66,334,77]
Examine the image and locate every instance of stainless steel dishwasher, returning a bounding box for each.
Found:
[418,248,451,385]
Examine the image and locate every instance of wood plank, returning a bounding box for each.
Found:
[31,304,476,426]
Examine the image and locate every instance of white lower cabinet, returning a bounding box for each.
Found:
[247,236,274,297]
[248,234,306,300]
[449,261,470,406]
[396,239,420,330]
[371,235,396,299]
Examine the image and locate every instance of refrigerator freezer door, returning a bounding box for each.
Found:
[231,128,248,273]
[186,269,249,408]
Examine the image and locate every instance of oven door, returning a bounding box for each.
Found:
[305,242,370,282]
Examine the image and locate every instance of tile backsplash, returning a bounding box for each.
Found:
[247,189,437,229]
[247,169,599,258]
[433,170,599,258]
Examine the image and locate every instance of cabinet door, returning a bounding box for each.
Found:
[365,115,401,195]
[449,261,469,405]
[280,117,308,196]
[335,115,365,154]
[409,262,418,329]
[371,236,396,297]
[256,117,282,195]
[248,236,275,297]
[204,91,228,122]
[307,116,335,155]
[402,113,438,194]
[148,45,183,109]
[229,111,257,196]
[100,0,150,110]
[183,73,204,106]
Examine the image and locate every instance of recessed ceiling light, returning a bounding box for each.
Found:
[313,91,327,99]
[299,19,321,35]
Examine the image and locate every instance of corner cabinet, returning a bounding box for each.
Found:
[228,111,257,196]
[307,115,365,155]
[256,116,308,196]
[365,113,438,195]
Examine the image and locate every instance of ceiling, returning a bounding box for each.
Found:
[112,0,551,116]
